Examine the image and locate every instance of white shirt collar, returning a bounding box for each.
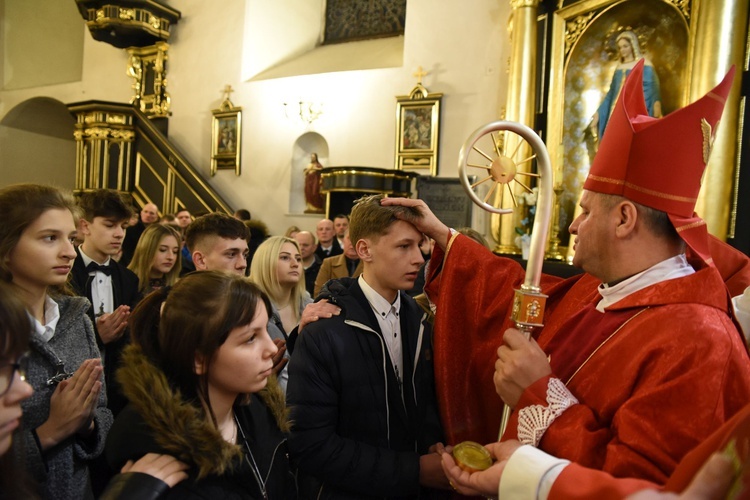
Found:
[78,246,111,268]
[358,275,401,318]
[358,275,403,384]
[29,295,61,343]
[597,254,695,312]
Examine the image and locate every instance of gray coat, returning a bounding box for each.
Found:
[18,294,113,500]
[267,294,313,393]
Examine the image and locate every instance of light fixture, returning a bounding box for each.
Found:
[283,100,323,124]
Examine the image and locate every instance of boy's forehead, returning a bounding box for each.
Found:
[372,220,421,242]
[92,215,129,224]
[205,235,248,252]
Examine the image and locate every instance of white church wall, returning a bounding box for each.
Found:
[0,0,510,237]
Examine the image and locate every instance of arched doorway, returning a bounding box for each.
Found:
[0,97,76,188]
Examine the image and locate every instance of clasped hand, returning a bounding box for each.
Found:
[96,305,130,344]
[494,328,551,408]
[36,358,103,450]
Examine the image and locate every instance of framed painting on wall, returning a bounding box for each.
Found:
[395,84,443,176]
[211,96,242,176]
[546,0,691,252]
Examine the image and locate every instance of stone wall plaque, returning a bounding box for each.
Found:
[416,176,474,229]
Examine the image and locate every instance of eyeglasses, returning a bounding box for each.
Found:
[0,352,29,397]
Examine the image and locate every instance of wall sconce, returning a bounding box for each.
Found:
[283,101,324,124]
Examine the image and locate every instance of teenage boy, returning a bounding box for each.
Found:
[287,195,448,499]
[71,189,140,416]
[184,212,250,275]
[186,212,289,376]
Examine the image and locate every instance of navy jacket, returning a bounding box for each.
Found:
[287,277,444,499]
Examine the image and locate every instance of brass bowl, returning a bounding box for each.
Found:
[452,441,492,473]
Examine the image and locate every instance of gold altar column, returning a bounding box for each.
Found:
[492,0,539,253]
[71,107,135,194]
[690,0,749,239]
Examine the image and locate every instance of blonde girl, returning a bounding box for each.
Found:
[249,236,312,392]
[128,223,182,295]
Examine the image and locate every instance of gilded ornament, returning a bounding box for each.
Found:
[510,0,540,9]
[119,8,135,20]
[526,299,541,320]
[667,0,691,20]
[110,130,135,141]
[106,114,127,125]
[85,127,111,139]
[564,12,595,56]
[701,118,717,165]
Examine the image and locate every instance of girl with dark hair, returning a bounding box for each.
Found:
[0,279,188,500]
[106,271,297,498]
[0,183,113,499]
[0,282,37,500]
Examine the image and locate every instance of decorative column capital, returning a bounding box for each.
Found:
[510,0,540,9]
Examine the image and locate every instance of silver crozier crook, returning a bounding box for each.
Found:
[457,121,553,439]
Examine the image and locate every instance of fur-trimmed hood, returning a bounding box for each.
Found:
[115,343,290,479]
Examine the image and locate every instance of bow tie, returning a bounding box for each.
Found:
[86,261,112,276]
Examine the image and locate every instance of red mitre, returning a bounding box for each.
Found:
[584,59,735,265]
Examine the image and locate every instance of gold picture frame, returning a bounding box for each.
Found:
[546,0,692,249]
[394,84,442,176]
[211,97,242,176]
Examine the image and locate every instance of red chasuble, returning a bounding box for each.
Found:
[547,403,750,499]
[425,234,750,483]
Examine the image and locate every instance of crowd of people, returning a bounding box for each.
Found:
[1,61,750,500]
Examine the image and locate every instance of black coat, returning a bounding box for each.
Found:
[106,345,296,499]
[314,238,343,262]
[303,255,322,297]
[120,220,145,267]
[70,249,140,416]
[287,278,444,499]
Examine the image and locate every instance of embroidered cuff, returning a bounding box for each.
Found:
[517,378,578,447]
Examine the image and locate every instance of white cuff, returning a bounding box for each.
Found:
[499,445,570,500]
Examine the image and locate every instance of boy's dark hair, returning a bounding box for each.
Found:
[78,189,133,222]
[349,194,421,244]
[234,209,251,221]
[185,212,249,252]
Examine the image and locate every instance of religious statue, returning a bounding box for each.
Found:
[303,152,325,213]
[590,30,662,142]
